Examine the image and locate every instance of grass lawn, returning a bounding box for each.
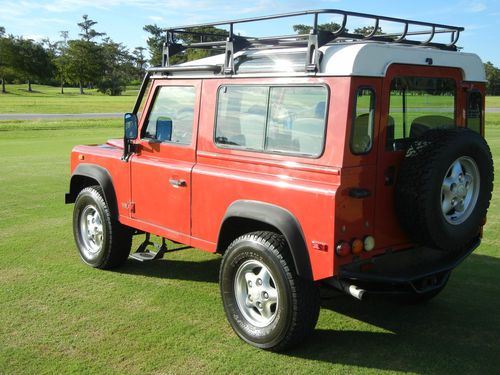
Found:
[0,84,137,114]
[1,84,499,116]
[0,116,500,374]
[486,96,500,108]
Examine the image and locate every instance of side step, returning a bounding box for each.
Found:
[129,233,190,262]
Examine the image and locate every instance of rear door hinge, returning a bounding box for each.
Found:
[122,201,135,213]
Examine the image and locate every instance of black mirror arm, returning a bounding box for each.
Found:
[123,72,151,162]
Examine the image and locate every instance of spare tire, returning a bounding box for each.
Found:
[396,128,493,251]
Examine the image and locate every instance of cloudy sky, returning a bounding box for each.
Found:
[0,0,499,65]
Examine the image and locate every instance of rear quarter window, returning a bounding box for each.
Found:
[215,85,328,157]
[351,88,375,155]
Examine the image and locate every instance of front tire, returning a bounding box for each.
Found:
[73,186,132,269]
[219,231,320,351]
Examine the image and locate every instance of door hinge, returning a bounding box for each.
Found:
[122,201,135,213]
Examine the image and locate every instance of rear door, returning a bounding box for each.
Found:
[374,65,463,248]
[130,80,201,236]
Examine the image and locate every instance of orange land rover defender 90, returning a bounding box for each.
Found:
[65,10,493,351]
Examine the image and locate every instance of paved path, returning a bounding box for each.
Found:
[0,113,122,120]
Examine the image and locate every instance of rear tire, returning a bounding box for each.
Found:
[396,128,493,251]
[219,231,320,351]
[73,186,132,269]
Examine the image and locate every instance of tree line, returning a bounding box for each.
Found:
[0,15,147,95]
[1,19,500,96]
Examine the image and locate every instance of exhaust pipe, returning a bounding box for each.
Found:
[324,278,366,300]
[347,284,365,300]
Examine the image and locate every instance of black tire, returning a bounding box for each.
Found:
[396,128,493,251]
[73,186,132,269]
[219,231,320,351]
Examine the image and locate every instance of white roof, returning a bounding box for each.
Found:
[319,43,485,82]
[178,42,486,82]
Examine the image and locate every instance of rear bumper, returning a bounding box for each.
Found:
[332,238,480,296]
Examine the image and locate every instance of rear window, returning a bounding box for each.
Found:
[387,77,456,151]
[215,85,328,157]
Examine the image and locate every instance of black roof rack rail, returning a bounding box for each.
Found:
[163,9,464,74]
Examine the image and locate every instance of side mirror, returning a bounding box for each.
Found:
[124,113,138,140]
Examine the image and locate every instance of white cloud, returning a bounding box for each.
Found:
[23,34,46,41]
[149,16,164,22]
[465,1,487,13]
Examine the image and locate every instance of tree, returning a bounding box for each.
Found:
[65,15,107,93]
[293,22,345,34]
[0,36,16,93]
[485,61,500,95]
[65,40,104,94]
[54,31,70,94]
[97,38,133,96]
[131,46,147,80]
[178,26,228,63]
[12,38,54,92]
[353,26,384,35]
[0,26,5,38]
[143,24,165,67]
[143,24,228,66]
[78,14,106,42]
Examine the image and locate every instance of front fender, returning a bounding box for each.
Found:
[65,164,118,219]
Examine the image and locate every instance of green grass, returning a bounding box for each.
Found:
[1,85,499,117]
[486,96,500,108]
[0,84,136,114]
[0,115,500,374]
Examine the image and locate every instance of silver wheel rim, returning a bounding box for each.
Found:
[79,205,104,259]
[441,156,480,225]
[234,259,279,328]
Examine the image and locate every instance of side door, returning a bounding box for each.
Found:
[130,80,201,238]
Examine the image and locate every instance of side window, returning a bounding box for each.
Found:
[387,77,456,151]
[267,86,327,156]
[351,88,375,155]
[467,91,482,134]
[215,85,328,157]
[215,86,268,149]
[142,86,196,145]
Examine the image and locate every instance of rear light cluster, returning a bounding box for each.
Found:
[336,236,375,257]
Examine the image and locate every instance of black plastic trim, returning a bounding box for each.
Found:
[65,164,118,219]
[218,200,313,280]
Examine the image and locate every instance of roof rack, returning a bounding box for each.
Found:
[163,9,464,74]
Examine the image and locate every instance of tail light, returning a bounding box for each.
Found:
[364,236,375,251]
[336,241,351,257]
[351,238,364,254]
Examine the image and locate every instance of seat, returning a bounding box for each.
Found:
[155,117,173,142]
[410,115,455,138]
[292,118,325,156]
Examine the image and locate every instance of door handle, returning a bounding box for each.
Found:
[169,178,186,187]
[348,188,371,199]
